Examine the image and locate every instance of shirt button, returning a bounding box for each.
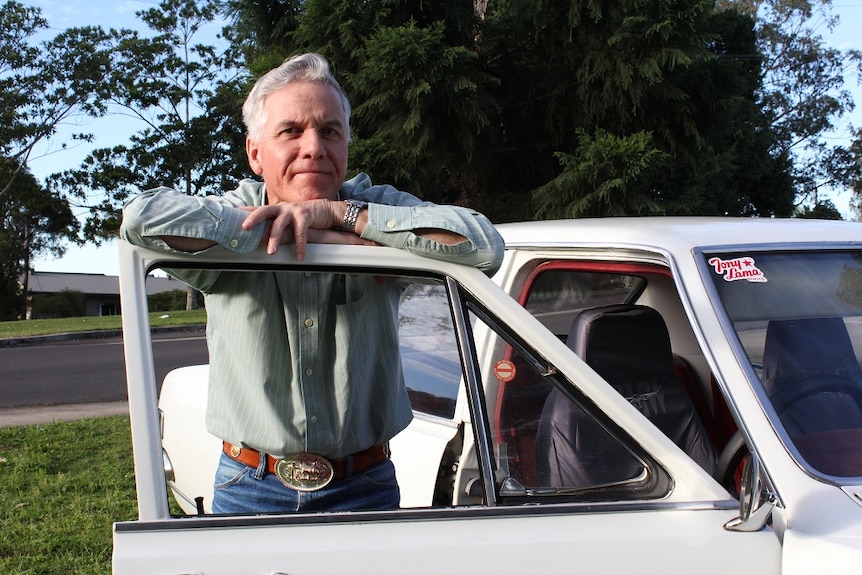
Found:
[229,239,239,248]
[386,220,396,229]
[310,416,318,424]
[305,368,313,376]
[304,318,314,327]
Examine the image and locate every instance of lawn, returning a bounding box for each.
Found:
[0,310,204,573]
[0,416,138,575]
[0,309,207,339]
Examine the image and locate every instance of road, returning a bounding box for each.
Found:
[0,329,209,409]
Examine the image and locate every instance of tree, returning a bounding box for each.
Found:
[797,198,842,219]
[0,159,78,320]
[743,0,862,213]
[227,0,498,208]
[0,2,105,319]
[0,1,115,197]
[49,0,247,243]
[227,0,797,221]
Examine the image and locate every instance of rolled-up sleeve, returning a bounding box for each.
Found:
[360,202,505,275]
[120,187,263,254]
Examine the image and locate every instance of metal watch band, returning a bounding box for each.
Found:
[340,199,367,233]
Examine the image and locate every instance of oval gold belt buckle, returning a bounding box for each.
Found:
[275,453,334,491]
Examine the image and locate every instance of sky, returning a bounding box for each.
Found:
[25,0,862,278]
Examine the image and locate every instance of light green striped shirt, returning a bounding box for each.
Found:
[120,174,504,458]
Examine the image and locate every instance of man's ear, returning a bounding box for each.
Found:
[246,137,264,175]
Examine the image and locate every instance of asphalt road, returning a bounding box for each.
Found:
[0,328,209,409]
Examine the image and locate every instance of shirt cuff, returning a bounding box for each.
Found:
[360,203,414,248]
[213,205,263,253]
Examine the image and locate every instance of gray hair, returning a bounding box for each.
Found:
[242,52,351,141]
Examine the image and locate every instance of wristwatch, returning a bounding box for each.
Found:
[340,199,368,233]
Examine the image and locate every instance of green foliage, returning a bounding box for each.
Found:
[29,289,87,319]
[147,288,196,312]
[3,0,859,259]
[533,130,668,218]
[227,0,810,220]
[797,199,843,220]
[350,21,497,202]
[47,0,249,242]
[752,0,861,207]
[0,2,115,195]
[0,159,78,321]
[0,416,137,575]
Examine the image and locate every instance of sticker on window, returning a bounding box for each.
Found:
[708,256,767,283]
[494,358,517,383]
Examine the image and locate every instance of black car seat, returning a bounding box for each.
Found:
[761,317,862,435]
[536,304,717,487]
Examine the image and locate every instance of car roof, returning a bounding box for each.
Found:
[496,217,862,252]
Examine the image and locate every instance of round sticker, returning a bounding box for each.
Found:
[494,359,517,383]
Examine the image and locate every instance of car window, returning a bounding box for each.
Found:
[522,264,646,338]
[704,249,862,478]
[152,266,465,515]
[501,260,722,489]
[399,282,460,419]
[470,301,672,503]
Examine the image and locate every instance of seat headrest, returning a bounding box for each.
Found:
[567,304,676,387]
[762,317,861,395]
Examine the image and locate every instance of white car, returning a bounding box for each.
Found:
[115,217,862,574]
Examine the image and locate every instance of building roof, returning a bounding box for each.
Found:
[25,271,186,296]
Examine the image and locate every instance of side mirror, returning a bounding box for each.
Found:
[724,450,778,532]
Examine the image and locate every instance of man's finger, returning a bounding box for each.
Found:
[241,205,273,230]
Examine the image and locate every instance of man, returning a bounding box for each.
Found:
[120,52,504,513]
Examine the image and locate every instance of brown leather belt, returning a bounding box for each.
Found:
[223,442,388,489]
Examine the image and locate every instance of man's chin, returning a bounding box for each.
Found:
[271,182,339,203]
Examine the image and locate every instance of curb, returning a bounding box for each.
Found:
[0,401,130,428]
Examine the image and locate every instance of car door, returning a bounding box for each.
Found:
[114,242,781,574]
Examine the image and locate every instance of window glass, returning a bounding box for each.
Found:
[399,282,460,419]
[490,343,648,493]
[524,269,645,338]
[705,250,862,477]
[471,304,669,502]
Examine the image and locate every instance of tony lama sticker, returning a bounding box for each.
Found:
[708,256,767,283]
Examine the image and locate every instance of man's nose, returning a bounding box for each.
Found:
[300,130,324,158]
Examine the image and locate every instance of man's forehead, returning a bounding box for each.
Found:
[264,83,346,126]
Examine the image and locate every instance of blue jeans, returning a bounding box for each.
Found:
[211,451,401,514]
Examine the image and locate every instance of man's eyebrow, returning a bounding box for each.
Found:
[273,118,345,130]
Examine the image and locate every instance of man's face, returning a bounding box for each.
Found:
[246,81,349,204]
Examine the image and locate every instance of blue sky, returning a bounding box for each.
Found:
[27,0,862,277]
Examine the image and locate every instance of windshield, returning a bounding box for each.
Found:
[705,249,862,479]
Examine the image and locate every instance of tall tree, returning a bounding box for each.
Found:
[0,2,108,319]
[742,0,861,212]
[0,1,114,197]
[227,0,797,220]
[49,0,247,242]
[0,159,78,320]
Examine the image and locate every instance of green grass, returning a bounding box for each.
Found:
[0,312,202,573]
[0,416,137,575]
[0,310,207,339]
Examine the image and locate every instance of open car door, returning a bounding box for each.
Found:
[114,240,781,574]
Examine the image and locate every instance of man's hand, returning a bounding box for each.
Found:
[240,200,376,260]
